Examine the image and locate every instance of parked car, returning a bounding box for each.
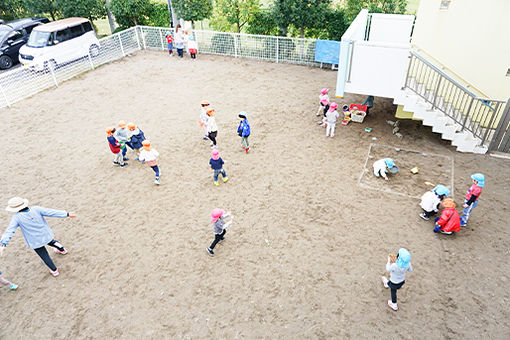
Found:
[0,17,50,70]
[19,17,100,71]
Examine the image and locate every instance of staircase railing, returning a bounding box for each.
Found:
[403,51,506,146]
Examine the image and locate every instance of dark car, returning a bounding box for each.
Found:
[0,17,50,70]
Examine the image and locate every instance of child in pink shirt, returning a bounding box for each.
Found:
[460,173,484,226]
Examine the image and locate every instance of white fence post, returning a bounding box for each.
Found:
[141,27,147,50]
[49,66,58,87]
[276,37,279,63]
[234,33,238,58]
[0,83,10,107]
[159,28,164,50]
[87,51,94,70]
[134,27,141,50]
[118,33,125,56]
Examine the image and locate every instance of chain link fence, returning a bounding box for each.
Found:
[0,26,325,109]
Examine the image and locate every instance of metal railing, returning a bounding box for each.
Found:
[0,26,327,110]
[404,51,506,145]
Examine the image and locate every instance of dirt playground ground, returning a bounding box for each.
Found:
[1,51,509,339]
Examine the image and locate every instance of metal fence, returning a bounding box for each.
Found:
[0,26,323,109]
[404,51,507,147]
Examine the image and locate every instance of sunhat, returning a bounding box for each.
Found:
[6,197,29,212]
[329,102,338,111]
[206,108,214,116]
[211,149,220,160]
[471,173,485,187]
[127,122,136,130]
[442,198,456,208]
[384,158,395,168]
[201,100,210,106]
[320,99,329,105]
[118,120,127,128]
[321,88,329,94]
[106,127,115,134]
[211,208,224,222]
[433,185,450,197]
[142,140,151,151]
[396,248,411,268]
[238,111,247,119]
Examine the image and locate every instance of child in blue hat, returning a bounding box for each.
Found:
[381,248,413,311]
[419,185,450,220]
[460,173,485,226]
[373,158,398,181]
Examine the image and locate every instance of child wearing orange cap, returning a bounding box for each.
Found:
[106,127,127,167]
[139,140,161,185]
[115,120,129,161]
[126,122,145,160]
[206,108,218,147]
[199,100,210,140]
[206,208,233,256]
[433,198,461,235]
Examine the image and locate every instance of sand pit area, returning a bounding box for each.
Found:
[1,51,510,339]
[359,144,454,199]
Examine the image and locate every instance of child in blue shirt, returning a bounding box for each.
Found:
[237,112,251,153]
[209,149,228,186]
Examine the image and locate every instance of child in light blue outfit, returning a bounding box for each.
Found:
[460,173,484,226]
[381,248,412,311]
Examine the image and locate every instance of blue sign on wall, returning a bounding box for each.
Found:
[314,39,341,65]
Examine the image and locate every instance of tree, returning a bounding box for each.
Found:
[345,0,407,23]
[273,0,332,39]
[213,0,261,33]
[0,0,27,21]
[110,0,152,27]
[324,6,347,41]
[22,0,61,20]
[246,8,279,36]
[172,0,213,29]
[147,1,171,27]
[57,0,106,24]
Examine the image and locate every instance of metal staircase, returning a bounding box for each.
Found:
[393,52,506,153]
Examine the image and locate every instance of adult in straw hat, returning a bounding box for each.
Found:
[0,197,76,277]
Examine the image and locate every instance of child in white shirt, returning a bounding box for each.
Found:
[419,185,450,220]
[139,140,161,185]
[325,102,339,137]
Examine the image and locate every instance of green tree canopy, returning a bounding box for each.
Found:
[345,0,407,23]
[110,0,152,27]
[213,0,261,33]
[57,0,106,23]
[273,0,332,38]
[245,8,279,36]
[22,0,61,20]
[173,0,213,28]
[0,0,27,21]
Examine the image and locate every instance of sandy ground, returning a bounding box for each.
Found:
[1,51,509,339]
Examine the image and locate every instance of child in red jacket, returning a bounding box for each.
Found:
[106,127,127,167]
[166,33,173,55]
[434,198,461,235]
[460,173,484,227]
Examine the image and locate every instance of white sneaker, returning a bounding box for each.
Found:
[387,300,398,311]
[419,213,430,221]
[154,178,160,185]
[381,276,389,288]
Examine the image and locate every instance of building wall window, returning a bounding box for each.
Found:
[440,0,451,9]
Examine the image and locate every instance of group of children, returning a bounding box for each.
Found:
[369,152,485,310]
[106,121,161,185]
[316,88,341,137]
[165,24,198,59]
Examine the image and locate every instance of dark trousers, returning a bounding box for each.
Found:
[209,229,226,250]
[208,131,218,145]
[34,239,65,271]
[191,53,196,59]
[388,280,405,303]
[322,104,330,116]
[126,141,134,150]
[151,165,160,178]
[177,48,184,57]
[422,209,436,218]
[122,147,127,156]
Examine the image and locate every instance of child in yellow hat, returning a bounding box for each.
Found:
[139,140,161,185]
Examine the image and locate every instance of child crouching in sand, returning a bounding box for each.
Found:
[206,209,234,256]
[419,185,450,220]
[139,140,161,185]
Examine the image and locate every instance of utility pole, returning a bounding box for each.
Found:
[105,0,117,34]
[167,0,178,28]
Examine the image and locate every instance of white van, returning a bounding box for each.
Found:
[19,17,100,71]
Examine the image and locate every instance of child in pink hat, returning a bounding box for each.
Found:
[317,88,330,117]
[209,149,228,186]
[325,102,340,137]
[206,209,233,256]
